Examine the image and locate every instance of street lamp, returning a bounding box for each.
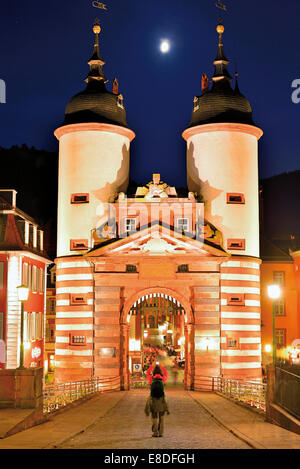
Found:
[17,285,29,369]
[267,284,281,366]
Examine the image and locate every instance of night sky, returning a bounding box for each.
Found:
[1,0,300,188]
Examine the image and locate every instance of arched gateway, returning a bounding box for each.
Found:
[121,290,192,390]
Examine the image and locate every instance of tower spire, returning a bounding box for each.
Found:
[85,21,108,84]
[212,22,232,84]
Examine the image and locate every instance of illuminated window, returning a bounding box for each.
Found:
[25,312,29,341]
[40,268,44,293]
[177,218,189,232]
[227,239,245,250]
[126,264,137,273]
[31,313,35,340]
[39,230,44,251]
[227,193,245,204]
[71,193,89,204]
[22,263,28,287]
[273,271,285,286]
[275,329,286,348]
[36,268,40,292]
[125,218,136,234]
[69,334,86,346]
[28,265,32,290]
[32,266,37,291]
[273,299,285,316]
[35,313,40,339]
[33,226,37,248]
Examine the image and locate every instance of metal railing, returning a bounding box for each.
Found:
[275,367,300,420]
[130,375,149,389]
[193,376,266,412]
[214,377,266,411]
[43,376,120,414]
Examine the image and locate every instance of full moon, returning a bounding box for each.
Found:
[160,40,170,54]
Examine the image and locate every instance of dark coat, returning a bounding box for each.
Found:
[145,396,170,416]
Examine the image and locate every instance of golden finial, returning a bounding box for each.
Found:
[216,23,224,35]
[93,17,101,34]
[93,24,101,34]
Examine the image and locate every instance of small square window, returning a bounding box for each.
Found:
[70,294,88,305]
[126,265,137,273]
[227,239,245,250]
[125,218,136,234]
[178,264,189,273]
[69,334,86,346]
[70,239,89,251]
[227,193,245,204]
[177,218,189,232]
[71,194,89,204]
[227,339,238,348]
[227,294,245,306]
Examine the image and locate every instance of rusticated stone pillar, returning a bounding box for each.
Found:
[120,323,130,390]
[184,324,195,390]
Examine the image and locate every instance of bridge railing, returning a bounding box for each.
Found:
[193,376,266,412]
[275,367,300,420]
[43,376,120,414]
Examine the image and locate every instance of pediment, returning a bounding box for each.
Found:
[86,224,228,257]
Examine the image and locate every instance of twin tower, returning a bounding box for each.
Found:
[55,23,263,260]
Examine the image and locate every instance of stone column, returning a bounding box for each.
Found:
[120,323,130,390]
[184,324,195,390]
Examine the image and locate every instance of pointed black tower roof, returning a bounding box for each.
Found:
[189,22,255,128]
[63,23,128,128]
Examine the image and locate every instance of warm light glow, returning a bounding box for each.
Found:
[17,284,29,302]
[178,336,185,346]
[265,344,272,353]
[267,284,281,300]
[129,339,141,352]
[196,337,218,351]
[160,39,170,54]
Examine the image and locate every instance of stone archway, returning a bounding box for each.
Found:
[120,288,195,390]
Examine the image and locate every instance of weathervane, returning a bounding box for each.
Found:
[215,0,227,24]
[92,1,108,10]
[215,0,227,12]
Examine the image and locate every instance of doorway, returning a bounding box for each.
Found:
[127,293,188,389]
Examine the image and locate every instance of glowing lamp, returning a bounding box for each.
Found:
[267,285,281,300]
[265,344,272,353]
[17,285,29,302]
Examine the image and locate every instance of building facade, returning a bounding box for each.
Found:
[53,22,264,387]
[0,190,51,370]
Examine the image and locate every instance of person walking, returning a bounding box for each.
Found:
[144,365,170,437]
